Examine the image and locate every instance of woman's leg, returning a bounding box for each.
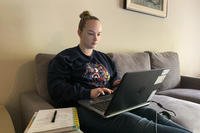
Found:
[78,106,153,133]
[77,106,192,133]
[131,107,192,132]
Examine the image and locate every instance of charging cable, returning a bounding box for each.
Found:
[155,111,158,133]
[149,100,176,118]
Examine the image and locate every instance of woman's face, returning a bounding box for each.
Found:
[78,20,102,49]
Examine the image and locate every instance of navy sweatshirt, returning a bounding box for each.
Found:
[48,45,117,107]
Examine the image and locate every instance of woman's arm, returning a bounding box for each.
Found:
[47,55,90,107]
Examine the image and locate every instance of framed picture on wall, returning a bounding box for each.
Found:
[124,0,168,18]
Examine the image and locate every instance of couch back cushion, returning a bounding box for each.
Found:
[35,53,55,102]
[109,52,151,78]
[148,51,181,91]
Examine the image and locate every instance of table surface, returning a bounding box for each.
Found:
[0,105,15,133]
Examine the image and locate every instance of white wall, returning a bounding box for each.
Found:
[0,0,200,132]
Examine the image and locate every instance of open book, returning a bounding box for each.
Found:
[24,107,81,133]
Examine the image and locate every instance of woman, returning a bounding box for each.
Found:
[48,11,191,133]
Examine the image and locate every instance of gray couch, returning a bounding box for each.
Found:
[21,51,200,133]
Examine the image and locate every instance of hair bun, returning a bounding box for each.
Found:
[79,11,91,19]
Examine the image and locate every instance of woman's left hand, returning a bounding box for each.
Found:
[112,79,121,90]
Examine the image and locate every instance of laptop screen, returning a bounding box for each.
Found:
[105,69,168,116]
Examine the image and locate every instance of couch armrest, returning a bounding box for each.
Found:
[20,91,54,129]
[180,76,200,90]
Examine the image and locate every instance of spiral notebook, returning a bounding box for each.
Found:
[24,107,81,133]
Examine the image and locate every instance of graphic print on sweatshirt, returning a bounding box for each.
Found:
[83,63,110,87]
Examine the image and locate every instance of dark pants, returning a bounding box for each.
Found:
[77,106,192,133]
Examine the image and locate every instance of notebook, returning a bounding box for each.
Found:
[78,69,169,118]
[24,107,80,133]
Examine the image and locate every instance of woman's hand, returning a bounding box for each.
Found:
[112,79,121,90]
[90,87,113,99]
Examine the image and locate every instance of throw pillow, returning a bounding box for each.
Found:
[147,51,181,91]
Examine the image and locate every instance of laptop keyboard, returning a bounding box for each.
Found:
[90,95,113,111]
[91,100,110,111]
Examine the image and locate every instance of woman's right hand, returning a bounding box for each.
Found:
[90,87,113,99]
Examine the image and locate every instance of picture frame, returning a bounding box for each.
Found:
[124,0,168,18]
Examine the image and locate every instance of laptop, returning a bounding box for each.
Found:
[78,69,169,118]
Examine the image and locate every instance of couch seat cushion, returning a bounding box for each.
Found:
[157,88,200,104]
[110,52,151,78]
[148,51,181,91]
[149,95,200,133]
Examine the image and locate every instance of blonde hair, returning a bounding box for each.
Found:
[78,11,99,31]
